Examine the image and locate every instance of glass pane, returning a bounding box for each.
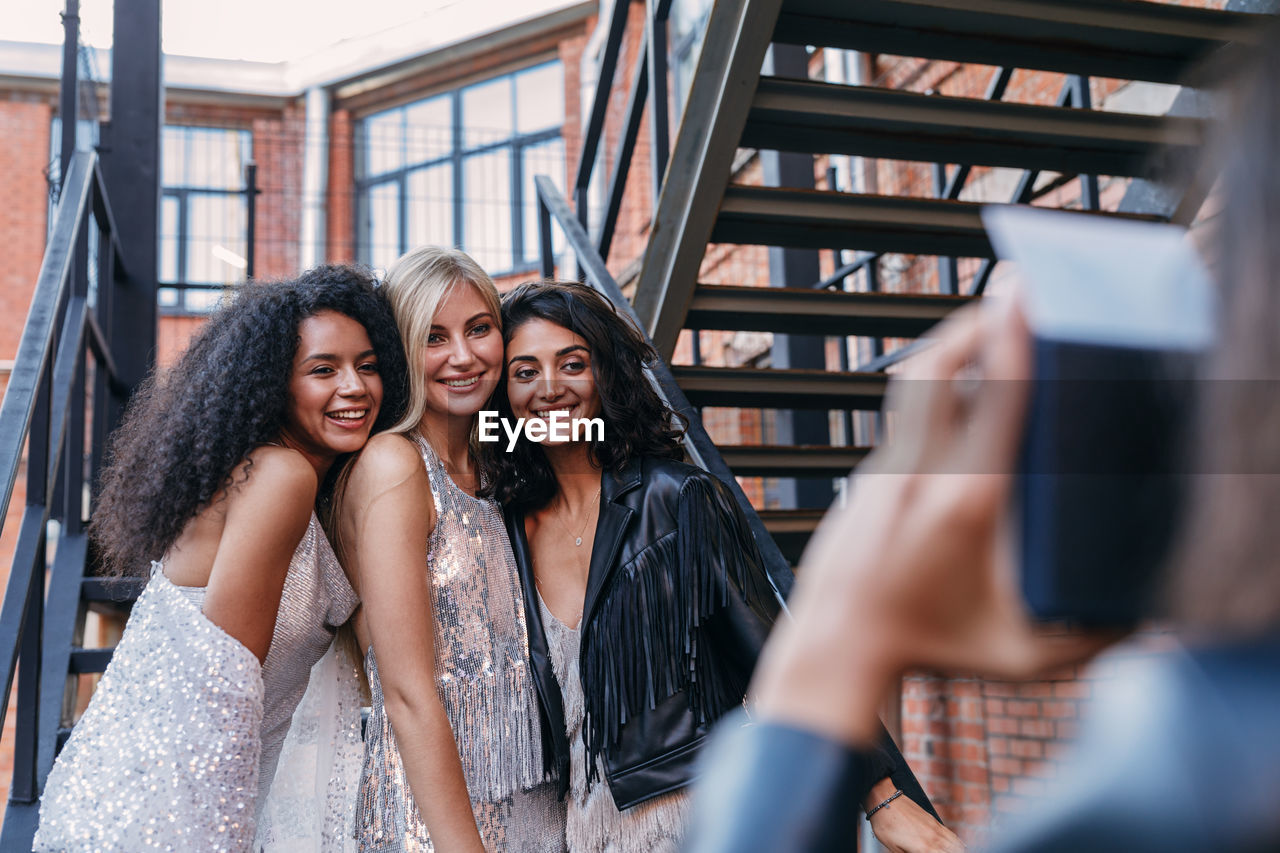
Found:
[185,194,247,285]
[461,77,513,149]
[522,137,566,264]
[158,287,179,308]
[160,195,180,283]
[162,126,186,186]
[462,148,513,273]
[515,62,563,135]
[180,128,249,189]
[183,287,227,314]
[366,181,402,272]
[670,0,714,111]
[407,163,454,250]
[161,127,251,189]
[405,96,453,165]
[364,109,405,177]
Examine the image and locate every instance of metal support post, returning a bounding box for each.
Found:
[646,0,671,201]
[58,0,80,194]
[245,161,258,280]
[760,44,832,510]
[99,0,161,401]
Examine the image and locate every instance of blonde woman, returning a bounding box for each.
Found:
[335,247,564,852]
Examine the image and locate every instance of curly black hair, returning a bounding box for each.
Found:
[480,280,684,511]
[90,264,407,577]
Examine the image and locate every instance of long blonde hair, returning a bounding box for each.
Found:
[328,248,502,693]
[381,246,503,436]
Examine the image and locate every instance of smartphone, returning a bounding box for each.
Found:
[981,205,1215,626]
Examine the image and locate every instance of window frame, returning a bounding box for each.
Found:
[354,59,565,276]
[158,125,254,316]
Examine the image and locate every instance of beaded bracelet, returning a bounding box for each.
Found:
[865,788,904,821]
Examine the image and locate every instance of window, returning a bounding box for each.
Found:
[670,0,714,115]
[159,126,252,314]
[356,60,566,275]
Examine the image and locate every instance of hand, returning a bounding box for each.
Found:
[753,299,1118,745]
[865,778,965,853]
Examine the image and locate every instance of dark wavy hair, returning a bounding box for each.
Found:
[90,264,407,577]
[480,280,684,511]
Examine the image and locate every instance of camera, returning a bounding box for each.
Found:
[982,206,1215,626]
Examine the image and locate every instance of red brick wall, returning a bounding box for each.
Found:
[0,98,53,371]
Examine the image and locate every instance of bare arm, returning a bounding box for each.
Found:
[340,433,484,853]
[202,446,318,663]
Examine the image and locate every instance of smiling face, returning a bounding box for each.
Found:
[279,310,383,473]
[505,317,603,444]
[419,282,504,420]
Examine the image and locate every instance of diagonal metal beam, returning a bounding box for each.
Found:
[632,0,784,359]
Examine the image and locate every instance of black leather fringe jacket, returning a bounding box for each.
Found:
[506,456,807,808]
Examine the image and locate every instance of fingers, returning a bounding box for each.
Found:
[964,296,1033,477]
[882,306,989,470]
[995,628,1125,681]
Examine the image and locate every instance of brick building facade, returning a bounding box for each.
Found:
[0,0,1228,840]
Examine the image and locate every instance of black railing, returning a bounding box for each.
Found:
[0,150,128,848]
[536,175,794,601]
[569,0,673,276]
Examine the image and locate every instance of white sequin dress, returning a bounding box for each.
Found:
[35,514,360,852]
[355,434,565,852]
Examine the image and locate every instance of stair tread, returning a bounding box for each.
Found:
[744,77,1203,174]
[687,283,973,336]
[774,0,1264,83]
[81,576,146,603]
[719,444,872,477]
[713,188,1159,255]
[673,364,889,410]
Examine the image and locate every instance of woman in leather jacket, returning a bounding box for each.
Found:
[482,280,958,853]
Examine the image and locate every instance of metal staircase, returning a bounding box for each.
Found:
[535,0,1270,568]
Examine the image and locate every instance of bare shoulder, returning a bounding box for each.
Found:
[225,445,318,514]
[342,432,437,546]
[349,432,425,486]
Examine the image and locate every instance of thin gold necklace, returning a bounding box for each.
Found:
[552,486,602,547]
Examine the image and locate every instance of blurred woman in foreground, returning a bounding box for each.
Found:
[686,26,1280,853]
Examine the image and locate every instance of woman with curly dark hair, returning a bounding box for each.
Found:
[35,264,406,852]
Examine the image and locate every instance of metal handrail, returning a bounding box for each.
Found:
[536,175,794,601]
[0,149,126,847]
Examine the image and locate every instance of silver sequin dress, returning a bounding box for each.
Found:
[35,514,359,852]
[355,434,565,852]
[537,594,691,853]
[255,515,360,814]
